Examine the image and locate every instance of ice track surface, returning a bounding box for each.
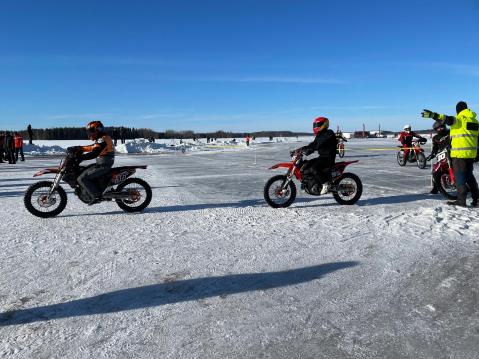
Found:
[0,139,478,358]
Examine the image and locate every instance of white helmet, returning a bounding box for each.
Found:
[403,124,411,132]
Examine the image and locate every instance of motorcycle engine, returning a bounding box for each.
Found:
[75,187,92,204]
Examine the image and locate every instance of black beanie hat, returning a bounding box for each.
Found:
[456,101,468,114]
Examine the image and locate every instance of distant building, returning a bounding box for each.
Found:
[353,131,370,138]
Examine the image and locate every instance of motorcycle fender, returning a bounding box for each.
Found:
[33,168,60,177]
[269,163,301,180]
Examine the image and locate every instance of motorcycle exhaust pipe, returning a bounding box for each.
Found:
[103,191,133,200]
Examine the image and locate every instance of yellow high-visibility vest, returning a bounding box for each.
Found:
[448,109,479,159]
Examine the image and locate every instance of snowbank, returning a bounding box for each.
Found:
[22,143,66,155]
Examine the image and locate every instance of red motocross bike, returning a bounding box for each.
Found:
[24,147,153,218]
[397,138,427,169]
[432,149,457,200]
[263,150,363,208]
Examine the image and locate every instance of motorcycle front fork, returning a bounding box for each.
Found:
[48,171,64,198]
[281,170,295,190]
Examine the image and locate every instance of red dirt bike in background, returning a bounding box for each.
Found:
[431,149,457,200]
[263,150,363,208]
[397,138,427,169]
[24,147,152,218]
[337,141,345,158]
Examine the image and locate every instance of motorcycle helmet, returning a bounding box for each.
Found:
[313,117,329,135]
[456,101,468,114]
[432,121,446,133]
[86,120,105,140]
[403,124,411,132]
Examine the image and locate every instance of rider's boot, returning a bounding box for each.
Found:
[320,182,331,195]
[447,186,467,207]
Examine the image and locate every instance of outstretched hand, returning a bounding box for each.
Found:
[421,109,438,119]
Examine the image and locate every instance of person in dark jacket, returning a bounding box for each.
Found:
[426,121,451,194]
[27,124,33,145]
[112,128,119,146]
[4,132,15,164]
[0,132,5,163]
[120,127,126,144]
[296,117,337,194]
[77,121,115,205]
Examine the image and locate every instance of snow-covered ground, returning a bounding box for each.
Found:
[1,138,478,358]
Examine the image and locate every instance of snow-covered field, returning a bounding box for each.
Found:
[1,138,478,358]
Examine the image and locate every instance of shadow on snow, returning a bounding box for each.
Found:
[0,261,359,326]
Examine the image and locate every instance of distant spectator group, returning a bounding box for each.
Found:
[0,131,25,164]
[112,127,127,146]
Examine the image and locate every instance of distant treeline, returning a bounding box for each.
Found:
[2,127,310,140]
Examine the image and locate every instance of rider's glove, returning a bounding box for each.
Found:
[425,154,433,161]
[421,109,439,120]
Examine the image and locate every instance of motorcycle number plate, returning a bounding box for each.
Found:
[436,152,446,161]
[112,171,130,184]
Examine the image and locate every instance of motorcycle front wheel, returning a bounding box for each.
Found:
[115,177,153,212]
[434,171,458,200]
[416,152,427,169]
[332,173,362,205]
[263,175,297,208]
[397,151,406,166]
[24,181,68,218]
[338,147,345,158]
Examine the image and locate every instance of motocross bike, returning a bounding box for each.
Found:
[24,147,152,218]
[263,150,363,208]
[431,149,457,200]
[397,138,427,169]
[337,141,345,158]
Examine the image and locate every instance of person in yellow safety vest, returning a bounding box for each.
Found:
[422,101,479,207]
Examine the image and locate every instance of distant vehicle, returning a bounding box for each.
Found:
[24,147,152,218]
[397,138,427,169]
[263,149,362,208]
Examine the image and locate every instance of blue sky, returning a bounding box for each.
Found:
[0,0,478,132]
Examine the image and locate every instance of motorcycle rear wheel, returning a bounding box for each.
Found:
[115,177,152,212]
[24,181,68,218]
[264,175,297,208]
[332,173,362,205]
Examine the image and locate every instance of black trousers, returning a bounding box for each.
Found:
[452,158,479,204]
[304,157,334,184]
[77,164,112,199]
[15,147,24,161]
[5,148,15,164]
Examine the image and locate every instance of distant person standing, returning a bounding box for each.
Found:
[245,135,251,147]
[4,132,15,164]
[120,127,126,144]
[14,132,25,161]
[0,132,5,163]
[27,124,33,145]
[112,128,119,146]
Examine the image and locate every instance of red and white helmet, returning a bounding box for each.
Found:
[313,117,329,135]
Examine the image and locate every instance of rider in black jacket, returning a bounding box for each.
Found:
[427,121,451,194]
[296,117,337,194]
